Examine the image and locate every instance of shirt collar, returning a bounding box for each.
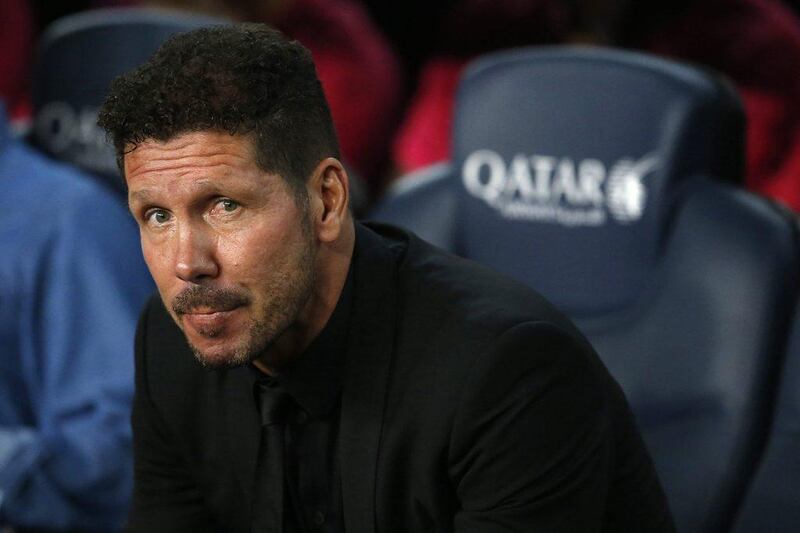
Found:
[250,264,354,418]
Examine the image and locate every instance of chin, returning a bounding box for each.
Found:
[182,312,283,370]
[189,339,255,370]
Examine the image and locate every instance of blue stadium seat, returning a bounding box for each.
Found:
[372,162,455,249]
[732,291,800,533]
[370,46,800,533]
[30,7,225,194]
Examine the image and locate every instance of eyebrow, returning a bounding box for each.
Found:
[128,179,230,207]
[128,189,153,205]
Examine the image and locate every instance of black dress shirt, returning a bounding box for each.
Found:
[249,271,353,533]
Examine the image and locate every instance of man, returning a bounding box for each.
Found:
[0,100,153,529]
[99,24,674,532]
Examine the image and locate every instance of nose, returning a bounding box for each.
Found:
[174,222,219,282]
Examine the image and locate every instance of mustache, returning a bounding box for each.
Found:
[172,285,250,315]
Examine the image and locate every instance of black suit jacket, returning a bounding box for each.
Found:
[128,222,674,532]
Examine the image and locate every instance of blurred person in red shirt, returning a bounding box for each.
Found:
[0,0,34,124]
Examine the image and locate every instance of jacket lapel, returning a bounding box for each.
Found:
[339,224,399,533]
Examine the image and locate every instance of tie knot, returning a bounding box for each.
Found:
[255,381,292,426]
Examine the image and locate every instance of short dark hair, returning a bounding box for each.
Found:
[98,23,339,194]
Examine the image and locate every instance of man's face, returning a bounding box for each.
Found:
[125,131,316,369]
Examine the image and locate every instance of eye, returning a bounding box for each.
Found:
[220,198,240,212]
[211,197,241,217]
[144,208,172,226]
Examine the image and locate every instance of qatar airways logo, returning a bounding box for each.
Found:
[462,150,659,226]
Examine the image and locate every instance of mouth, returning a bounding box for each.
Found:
[182,305,240,315]
[171,286,250,339]
[181,306,244,338]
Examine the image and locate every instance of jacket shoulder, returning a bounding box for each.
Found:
[371,223,583,343]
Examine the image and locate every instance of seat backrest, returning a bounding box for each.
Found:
[370,163,456,249]
[30,8,224,194]
[732,280,800,533]
[371,46,800,533]
[452,46,744,315]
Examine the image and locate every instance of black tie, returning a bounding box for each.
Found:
[252,381,292,533]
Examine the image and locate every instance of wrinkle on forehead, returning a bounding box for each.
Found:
[124,131,256,180]
[125,132,285,210]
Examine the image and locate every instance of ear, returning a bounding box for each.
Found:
[307,157,350,243]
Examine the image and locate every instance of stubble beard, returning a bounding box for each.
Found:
[181,210,317,370]
[190,263,316,370]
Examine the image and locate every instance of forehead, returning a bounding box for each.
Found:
[123,131,259,185]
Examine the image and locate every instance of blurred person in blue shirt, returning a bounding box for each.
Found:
[0,101,153,530]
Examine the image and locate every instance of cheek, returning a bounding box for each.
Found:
[217,223,291,274]
[141,238,176,289]
[217,234,249,266]
[216,236,270,282]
